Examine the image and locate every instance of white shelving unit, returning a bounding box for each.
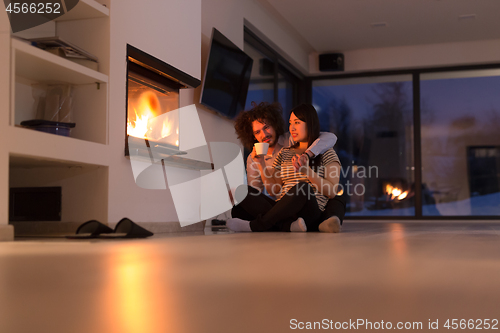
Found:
[10,0,109,142]
[7,0,111,227]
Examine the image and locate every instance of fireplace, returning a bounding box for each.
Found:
[125,45,200,159]
[127,69,180,149]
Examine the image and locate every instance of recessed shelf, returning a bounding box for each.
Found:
[10,154,99,169]
[9,152,109,225]
[56,0,109,21]
[8,126,110,167]
[12,38,108,84]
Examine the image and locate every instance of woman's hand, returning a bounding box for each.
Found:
[292,154,309,174]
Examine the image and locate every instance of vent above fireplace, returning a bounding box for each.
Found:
[127,45,200,89]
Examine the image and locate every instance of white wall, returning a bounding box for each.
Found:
[201,0,311,73]
[107,0,201,223]
[0,9,10,226]
[198,0,316,146]
[190,0,314,222]
[309,38,500,74]
[198,0,313,146]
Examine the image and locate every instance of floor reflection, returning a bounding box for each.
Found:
[389,223,408,258]
[103,244,180,333]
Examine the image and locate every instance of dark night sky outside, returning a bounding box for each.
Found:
[312,75,500,125]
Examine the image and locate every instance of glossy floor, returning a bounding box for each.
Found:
[1,222,500,333]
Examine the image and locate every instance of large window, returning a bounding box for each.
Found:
[420,69,500,216]
[313,76,414,216]
[312,66,500,218]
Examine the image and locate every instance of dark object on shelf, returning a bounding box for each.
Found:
[200,28,253,119]
[211,219,226,226]
[66,220,114,239]
[319,53,344,72]
[9,187,62,221]
[21,119,76,137]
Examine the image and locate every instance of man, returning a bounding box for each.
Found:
[232,101,346,232]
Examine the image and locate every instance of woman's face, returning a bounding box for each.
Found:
[289,112,308,143]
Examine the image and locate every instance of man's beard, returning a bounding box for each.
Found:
[264,136,275,147]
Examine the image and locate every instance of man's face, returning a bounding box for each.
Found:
[252,120,277,147]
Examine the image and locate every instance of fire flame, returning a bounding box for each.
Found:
[128,91,159,139]
[127,108,151,138]
[385,184,409,201]
[127,91,178,146]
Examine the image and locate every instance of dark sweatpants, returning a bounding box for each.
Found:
[231,184,347,230]
[321,193,346,225]
[231,183,323,232]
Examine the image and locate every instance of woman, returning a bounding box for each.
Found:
[227,104,342,232]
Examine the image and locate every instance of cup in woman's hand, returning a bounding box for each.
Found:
[255,142,269,156]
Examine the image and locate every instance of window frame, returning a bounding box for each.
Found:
[244,27,306,109]
[309,63,500,220]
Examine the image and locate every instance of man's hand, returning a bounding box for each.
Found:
[292,153,309,174]
[251,146,264,161]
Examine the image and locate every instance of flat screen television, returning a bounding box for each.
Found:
[200,28,253,119]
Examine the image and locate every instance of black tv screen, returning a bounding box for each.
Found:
[200,28,253,119]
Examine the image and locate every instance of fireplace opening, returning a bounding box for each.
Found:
[127,69,180,149]
[125,45,200,158]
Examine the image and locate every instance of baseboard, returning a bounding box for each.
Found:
[10,221,206,237]
[0,224,15,241]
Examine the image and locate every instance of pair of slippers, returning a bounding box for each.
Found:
[66,218,154,239]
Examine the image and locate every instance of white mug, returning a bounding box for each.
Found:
[255,142,269,155]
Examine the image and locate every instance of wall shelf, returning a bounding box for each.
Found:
[12,39,108,84]
[8,126,110,167]
[56,0,109,21]
[9,153,109,225]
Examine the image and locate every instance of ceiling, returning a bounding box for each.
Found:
[258,0,500,52]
